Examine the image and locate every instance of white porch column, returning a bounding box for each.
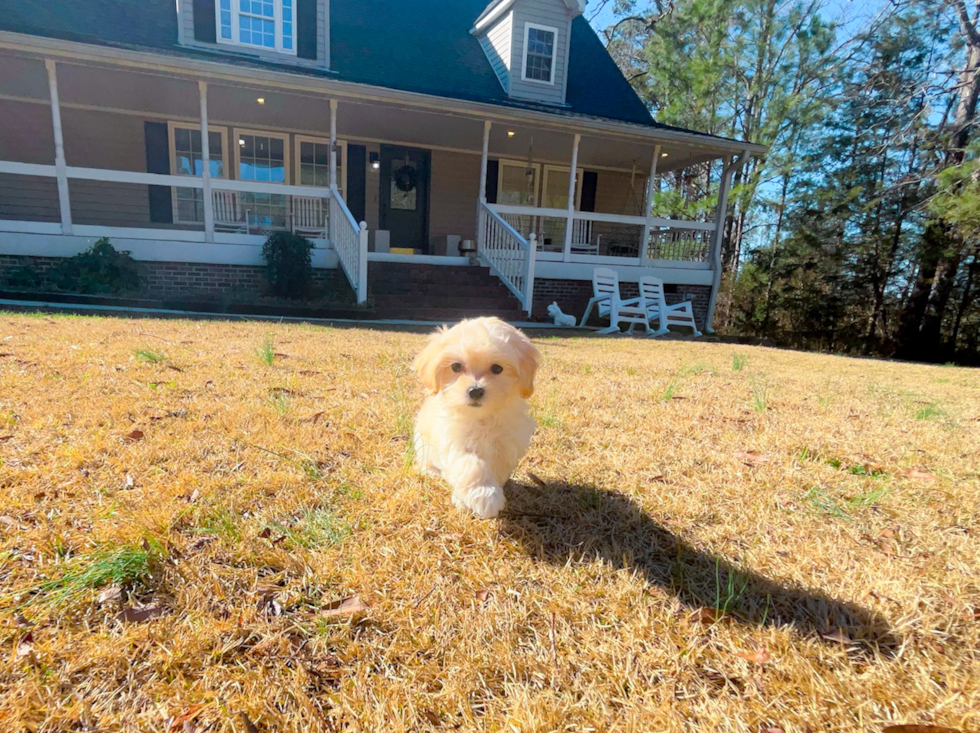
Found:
[198,81,215,243]
[476,120,491,250]
[45,60,72,235]
[705,149,749,333]
[329,98,338,190]
[561,133,581,262]
[640,145,661,264]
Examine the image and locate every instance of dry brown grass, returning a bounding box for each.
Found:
[1,313,978,733]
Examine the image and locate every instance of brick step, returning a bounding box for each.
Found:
[374,307,528,322]
[374,292,520,306]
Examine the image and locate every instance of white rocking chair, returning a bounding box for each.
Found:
[580,267,652,335]
[640,276,702,337]
[212,190,249,233]
[292,196,327,239]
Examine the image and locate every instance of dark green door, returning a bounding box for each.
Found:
[380,145,430,252]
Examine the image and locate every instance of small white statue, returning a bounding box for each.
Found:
[547,301,577,327]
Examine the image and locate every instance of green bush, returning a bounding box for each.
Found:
[51,238,141,294]
[3,264,44,290]
[262,231,315,298]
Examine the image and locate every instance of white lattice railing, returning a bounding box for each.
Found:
[329,185,368,304]
[477,202,535,314]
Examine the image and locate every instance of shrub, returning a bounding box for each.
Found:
[3,264,44,290]
[51,238,141,294]
[262,231,315,298]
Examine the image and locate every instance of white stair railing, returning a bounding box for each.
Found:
[477,202,536,315]
[329,186,368,304]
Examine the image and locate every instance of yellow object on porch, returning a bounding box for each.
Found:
[390,247,417,255]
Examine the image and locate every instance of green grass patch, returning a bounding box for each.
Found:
[257,336,276,366]
[915,402,947,421]
[731,353,747,372]
[804,488,849,520]
[750,377,768,412]
[134,348,166,364]
[267,507,350,549]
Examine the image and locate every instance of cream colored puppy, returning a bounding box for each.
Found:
[413,317,541,518]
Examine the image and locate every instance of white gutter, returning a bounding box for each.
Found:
[0,31,768,156]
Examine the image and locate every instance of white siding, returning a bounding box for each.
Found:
[478,11,513,93]
[181,0,330,68]
[510,0,571,105]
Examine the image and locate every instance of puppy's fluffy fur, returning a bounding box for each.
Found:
[413,317,541,518]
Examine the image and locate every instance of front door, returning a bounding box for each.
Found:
[380,145,430,252]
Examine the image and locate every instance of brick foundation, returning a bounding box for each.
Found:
[533,277,711,330]
[0,255,351,302]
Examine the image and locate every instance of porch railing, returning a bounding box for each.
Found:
[487,203,715,267]
[0,160,369,303]
[329,185,368,305]
[477,201,535,314]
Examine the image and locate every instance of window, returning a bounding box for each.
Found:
[295,136,347,195]
[217,0,296,55]
[540,165,583,251]
[522,23,557,84]
[498,160,540,206]
[235,130,290,229]
[169,123,227,224]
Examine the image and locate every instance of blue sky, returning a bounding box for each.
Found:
[587,0,888,37]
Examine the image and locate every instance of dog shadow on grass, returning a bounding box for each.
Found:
[499,481,899,658]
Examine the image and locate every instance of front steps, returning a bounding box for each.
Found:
[369,261,528,322]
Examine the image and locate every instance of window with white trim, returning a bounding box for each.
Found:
[295,136,347,195]
[522,23,557,84]
[235,130,290,229]
[217,0,296,55]
[169,123,227,224]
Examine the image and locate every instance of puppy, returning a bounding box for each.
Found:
[413,317,540,518]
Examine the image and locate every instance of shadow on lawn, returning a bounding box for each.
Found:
[500,481,899,658]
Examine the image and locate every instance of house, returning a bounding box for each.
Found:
[0,0,765,325]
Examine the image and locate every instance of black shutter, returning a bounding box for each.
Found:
[346,144,366,224]
[485,159,499,203]
[580,170,598,212]
[144,122,173,224]
[193,0,217,43]
[297,0,318,59]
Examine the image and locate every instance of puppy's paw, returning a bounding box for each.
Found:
[455,485,506,519]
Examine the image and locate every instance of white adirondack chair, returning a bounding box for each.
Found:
[579,267,652,335]
[212,190,249,233]
[639,276,702,337]
[292,196,327,239]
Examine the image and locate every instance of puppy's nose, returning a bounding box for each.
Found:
[468,386,485,401]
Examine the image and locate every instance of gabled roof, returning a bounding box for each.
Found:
[0,0,654,127]
[473,0,585,31]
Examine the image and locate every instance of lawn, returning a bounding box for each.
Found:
[0,313,978,733]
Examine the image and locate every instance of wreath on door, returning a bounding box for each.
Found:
[393,163,418,192]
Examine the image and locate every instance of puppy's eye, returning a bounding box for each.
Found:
[451,363,463,373]
[490,364,503,375]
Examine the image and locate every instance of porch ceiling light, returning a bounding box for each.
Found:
[507,130,516,137]
[257,97,266,105]
[239,138,246,146]
[661,152,669,157]
[369,152,381,170]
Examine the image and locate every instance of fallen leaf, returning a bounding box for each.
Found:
[882,726,962,733]
[309,411,327,423]
[116,605,166,623]
[689,607,725,623]
[124,474,135,490]
[98,586,123,605]
[736,647,771,664]
[321,594,369,618]
[188,488,200,503]
[169,704,206,732]
[898,468,936,481]
[476,589,491,603]
[762,727,785,733]
[821,628,854,644]
[527,472,547,488]
[0,516,25,531]
[187,536,214,553]
[734,451,768,466]
[239,712,260,733]
[421,709,441,726]
[16,632,34,659]
[0,434,13,442]
[258,527,273,539]
[15,614,32,628]
[124,430,145,442]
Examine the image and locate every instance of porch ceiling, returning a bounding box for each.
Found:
[0,55,735,173]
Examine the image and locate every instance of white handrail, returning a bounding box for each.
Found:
[478,202,535,314]
[329,185,368,304]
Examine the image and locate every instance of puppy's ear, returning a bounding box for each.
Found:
[512,329,541,398]
[413,327,448,395]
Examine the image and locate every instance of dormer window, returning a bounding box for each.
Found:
[522,23,557,84]
[217,0,296,55]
